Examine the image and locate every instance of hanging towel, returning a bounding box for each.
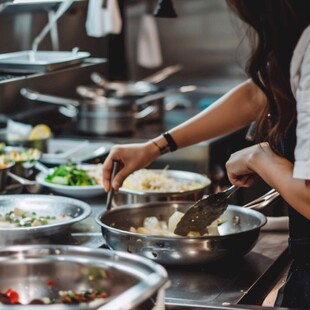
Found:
[137,13,163,68]
[86,0,122,37]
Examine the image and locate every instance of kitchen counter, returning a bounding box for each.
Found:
[6,192,290,310]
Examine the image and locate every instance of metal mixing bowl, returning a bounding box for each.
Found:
[0,194,92,242]
[113,170,211,206]
[0,244,168,309]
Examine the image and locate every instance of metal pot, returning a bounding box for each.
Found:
[20,88,158,136]
[77,84,197,123]
[113,169,211,207]
[96,190,279,265]
[90,65,182,97]
[0,244,168,309]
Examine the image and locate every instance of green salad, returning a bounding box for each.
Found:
[45,164,97,186]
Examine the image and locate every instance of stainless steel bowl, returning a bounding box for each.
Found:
[2,146,42,178]
[0,160,14,193]
[113,170,211,206]
[0,244,168,309]
[0,194,91,242]
[96,201,267,265]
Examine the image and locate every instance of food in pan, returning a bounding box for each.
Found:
[45,163,101,186]
[0,287,108,305]
[122,168,210,192]
[0,156,13,169]
[3,148,41,162]
[129,211,222,237]
[0,208,71,228]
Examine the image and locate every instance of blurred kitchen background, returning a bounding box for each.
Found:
[0,0,274,206]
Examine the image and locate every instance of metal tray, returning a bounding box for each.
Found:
[0,194,91,240]
[0,50,90,73]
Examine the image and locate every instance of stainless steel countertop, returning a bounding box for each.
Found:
[7,193,289,309]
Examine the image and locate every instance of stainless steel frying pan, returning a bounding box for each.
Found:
[96,190,279,265]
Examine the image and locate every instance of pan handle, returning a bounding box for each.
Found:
[243,188,280,210]
[20,88,79,118]
[142,64,182,84]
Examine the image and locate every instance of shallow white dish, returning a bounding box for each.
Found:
[36,164,106,198]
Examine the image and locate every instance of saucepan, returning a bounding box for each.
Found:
[20,88,160,136]
[90,64,182,97]
[96,190,279,265]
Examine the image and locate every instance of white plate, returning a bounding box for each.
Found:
[41,138,114,164]
[36,164,106,198]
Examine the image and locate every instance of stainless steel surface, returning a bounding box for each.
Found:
[20,88,158,135]
[0,131,49,152]
[0,190,288,308]
[3,145,42,178]
[114,170,210,207]
[96,201,266,265]
[7,171,42,193]
[0,194,91,240]
[0,161,14,193]
[175,185,239,236]
[0,244,168,310]
[0,51,90,73]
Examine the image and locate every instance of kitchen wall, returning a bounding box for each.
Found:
[125,0,250,87]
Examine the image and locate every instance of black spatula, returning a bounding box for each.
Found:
[174,185,239,236]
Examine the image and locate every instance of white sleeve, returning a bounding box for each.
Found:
[293,40,310,179]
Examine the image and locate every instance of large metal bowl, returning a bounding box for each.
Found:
[0,194,91,242]
[0,244,168,309]
[96,202,267,265]
[113,170,211,206]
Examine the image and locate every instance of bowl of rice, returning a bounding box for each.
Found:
[113,168,211,206]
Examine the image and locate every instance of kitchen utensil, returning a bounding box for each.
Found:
[113,169,210,207]
[32,0,75,52]
[90,65,181,97]
[174,185,239,236]
[0,160,14,193]
[40,138,113,165]
[7,171,42,194]
[0,194,91,240]
[0,244,168,309]
[96,200,267,265]
[35,164,106,198]
[106,161,120,211]
[20,88,158,135]
[0,50,90,73]
[2,145,42,178]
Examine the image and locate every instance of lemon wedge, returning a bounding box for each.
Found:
[28,124,52,140]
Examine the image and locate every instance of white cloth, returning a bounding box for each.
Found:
[137,14,163,69]
[85,0,122,38]
[290,25,310,179]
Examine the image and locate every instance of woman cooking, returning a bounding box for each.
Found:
[103,1,310,308]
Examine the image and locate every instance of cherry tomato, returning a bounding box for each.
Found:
[4,289,19,304]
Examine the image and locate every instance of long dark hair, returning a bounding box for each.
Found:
[227,0,310,154]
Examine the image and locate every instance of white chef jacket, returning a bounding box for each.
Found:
[290,25,310,179]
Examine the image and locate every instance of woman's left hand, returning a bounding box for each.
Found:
[225,143,269,187]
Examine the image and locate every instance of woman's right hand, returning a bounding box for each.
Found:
[102,141,160,192]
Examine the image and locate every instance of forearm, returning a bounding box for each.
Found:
[248,145,310,219]
[152,79,266,149]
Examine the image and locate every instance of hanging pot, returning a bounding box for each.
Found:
[20,88,158,136]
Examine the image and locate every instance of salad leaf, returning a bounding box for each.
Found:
[45,164,97,186]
